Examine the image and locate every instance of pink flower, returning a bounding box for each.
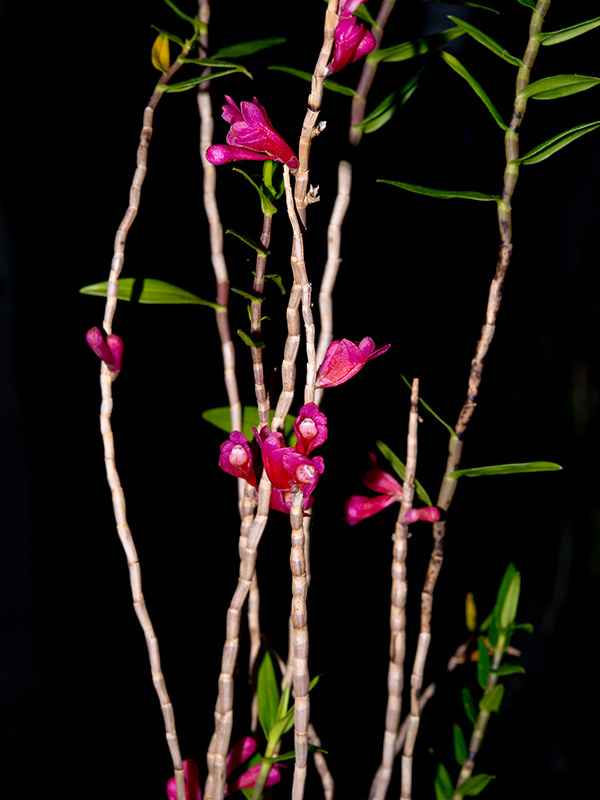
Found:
[219,431,257,487]
[85,326,124,375]
[326,14,376,75]
[270,487,315,514]
[166,740,282,800]
[339,0,369,16]
[344,452,403,525]
[293,403,328,455]
[316,337,390,388]
[254,426,325,502]
[166,760,202,800]
[206,96,299,171]
[402,506,441,525]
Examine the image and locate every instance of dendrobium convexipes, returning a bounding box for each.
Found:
[326,0,377,75]
[85,326,124,377]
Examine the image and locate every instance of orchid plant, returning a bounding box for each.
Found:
[80,0,597,799]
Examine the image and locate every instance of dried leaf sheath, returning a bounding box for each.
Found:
[370,379,419,800]
[290,490,310,800]
[99,365,185,800]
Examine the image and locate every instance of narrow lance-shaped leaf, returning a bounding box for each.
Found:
[518,74,600,101]
[479,684,504,713]
[447,461,562,479]
[440,51,507,131]
[367,27,463,64]
[226,229,270,256]
[79,278,224,309]
[352,69,424,134]
[462,687,477,724]
[257,652,280,739]
[423,0,498,11]
[213,37,286,59]
[453,724,468,765]
[493,563,516,631]
[435,762,454,800]
[268,65,356,96]
[400,373,457,438]
[493,664,525,677]
[374,439,433,506]
[512,121,600,165]
[164,68,250,92]
[517,0,536,8]
[180,57,252,79]
[476,636,491,690]
[454,774,495,796]
[151,25,184,48]
[378,179,499,202]
[500,571,521,629]
[163,0,205,30]
[232,168,277,215]
[448,16,523,66]
[536,16,600,46]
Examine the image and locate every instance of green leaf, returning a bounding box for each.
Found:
[493,563,516,629]
[536,17,600,46]
[448,461,562,479]
[202,405,295,440]
[264,273,286,295]
[479,684,504,713]
[232,288,264,303]
[454,774,495,796]
[461,687,477,724]
[352,70,424,134]
[500,571,520,629]
[513,121,600,165]
[268,65,356,96]
[79,278,223,309]
[400,373,457,438]
[422,0,499,10]
[232,168,278,215]
[511,622,534,634]
[367,27,464,64]
[374,439,433,505]
[453,724,468,765]
[519,74,600,101]
[440,51,507,130]
[435,762,454,800]
[476,636,491,690]
[226,229,270,256]
[162,0,201,27]
[492,664,525,677]
[213,37,286,59]
[238,329,263,349]
[378,180,499,202]
[179,57,252,79]
[257,652,280,739]
[164,69,246,91]
[448,17,522,66]
[151,26,185,49]
[354,1,376,26]
[517,0,536,8]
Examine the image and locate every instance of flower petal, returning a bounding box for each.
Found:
[344,493,399,525]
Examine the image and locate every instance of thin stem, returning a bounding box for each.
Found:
[197,0,242,438]
[290,489,310,800]
[204,475,273,800]
[294,0,339,226]
[99,365,186,800]
[348,0,397,147]
[315,159,352,406]
[370,379,420,800]
[251,213,274,428]
[308,723,335,800]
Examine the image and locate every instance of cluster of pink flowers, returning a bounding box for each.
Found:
[219,337,389,511]
[326,0,377,75]
[344,452,441,526]
[167,738,283,799]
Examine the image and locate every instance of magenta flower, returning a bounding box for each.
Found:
[316,337,390,388]
[293,403,328,455]
[219,431,257,487]
[270,487,316,514]
[402,506,441,525]
[206,96,299,171]
[339,0,370,16]
[326,14,376,75]
[254,426,325,502]
[85,326,124,376]
[166,760,202,800]
[166,740,282,800]
[344,452,403,525]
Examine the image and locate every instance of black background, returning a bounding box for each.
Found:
[1,1,599,798]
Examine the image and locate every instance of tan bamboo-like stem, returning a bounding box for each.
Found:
[308,723,335,800]
[251,213,274,428]
[98,42,196,800]
[315,159,352,406]
[290,489,310,800]
[397,5,551,797]
[98,365,186,800]
[394,682,436,758]
[348,0,397,147]
[294,0,339,226]
[370,379,419,800]
[197,0,242,439]
[270,166,317,434]
[204,474,273,800]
